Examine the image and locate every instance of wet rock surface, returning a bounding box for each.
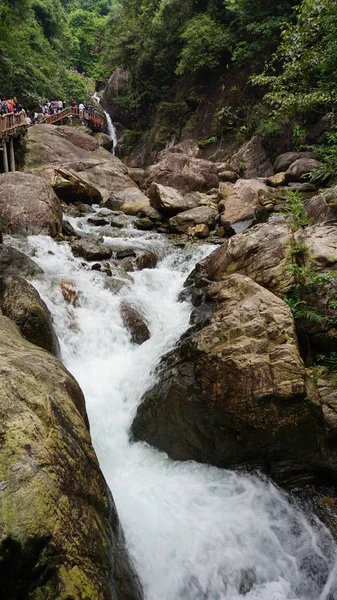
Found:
[71,238,113,261]
[0,245,43,278]
[120,301,150,344]
[0,275,60,356]
[0,316,143,600]
[132,274,324,482]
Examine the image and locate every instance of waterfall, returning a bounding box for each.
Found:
[92,91,118,154]
[104,111,118,154]
[12,215,337,600]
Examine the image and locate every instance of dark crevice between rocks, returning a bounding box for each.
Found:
[0,535,55,600]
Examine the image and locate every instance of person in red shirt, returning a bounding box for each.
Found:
[7,98,14,113]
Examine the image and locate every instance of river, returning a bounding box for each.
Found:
[11,212,337,599]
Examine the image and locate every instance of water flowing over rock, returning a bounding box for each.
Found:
[120,301,150,344]
[0,172,62,237]
[132,274,324,482]
[0,275,60,355]
[11,223,337,600]
[71,238,113,261]
[0,316,143,600]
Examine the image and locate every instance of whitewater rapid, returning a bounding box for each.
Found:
[11,215,337,600]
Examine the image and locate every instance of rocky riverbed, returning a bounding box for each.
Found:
[1,123,337,598]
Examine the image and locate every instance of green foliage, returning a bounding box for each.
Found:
[317,352,337,374]
[292,125,307,150]
[257,120,282,136]
[284,295,327,326]
[254,0,337,125]
[98,0,296,124]
[176,14,230,77]
[68,8,108,80]
[309,129,337,183]
[198,136,217,147]
[281,190,309,231]
[0,0,96,106]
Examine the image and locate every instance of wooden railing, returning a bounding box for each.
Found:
[0,111,26,135]
[42,106,104,130]
[0,105,104,138]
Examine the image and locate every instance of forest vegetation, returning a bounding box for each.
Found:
[1,0,337,176]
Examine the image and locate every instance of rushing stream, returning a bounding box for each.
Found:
[10,213,337,600]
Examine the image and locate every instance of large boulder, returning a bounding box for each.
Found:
[306,187,337,224]
[56,158,139,205]
[0,172,62,237]
[71,239,113,261]
[141,153,219,195]
[149,183,198,215]
[156,140,200,162]
[106,186,150,214]
[285,158,321,182]
[132,274,324,482]
[219,178,279,227]
[0,245,43,278]
[0,275,60,356]
[293,224,337,352]
[274,152,314,174]
[229,136,273,178]
[120,301,150,345]
[102,68,132,127]
[191,221,294,296]
[24,124,99,170]
[169,206,218,233]
[0,316,142,599]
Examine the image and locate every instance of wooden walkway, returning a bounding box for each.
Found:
[0,111,27,141]
[1,106,104,173]
[42,107,104,130]
[0,107,104,142]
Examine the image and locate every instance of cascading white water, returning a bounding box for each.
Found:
[11,216,337,600]
[92,91,118,153]
[104,110,118,154]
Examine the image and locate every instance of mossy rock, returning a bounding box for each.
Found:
[0,317,142,600]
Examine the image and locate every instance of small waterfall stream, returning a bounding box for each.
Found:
[104,111,118,154]
[92,91,118,153]
[11,214,337,600]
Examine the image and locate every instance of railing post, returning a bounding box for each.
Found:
[2,141,9,173]
[9,137,15,172]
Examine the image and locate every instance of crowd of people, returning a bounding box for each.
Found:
[0,97,23,115]
[1,95,99,126]
[37,98,98,120]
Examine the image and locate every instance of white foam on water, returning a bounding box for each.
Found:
[11,224,337,600]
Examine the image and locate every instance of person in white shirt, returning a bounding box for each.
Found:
[57,99,63,112]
